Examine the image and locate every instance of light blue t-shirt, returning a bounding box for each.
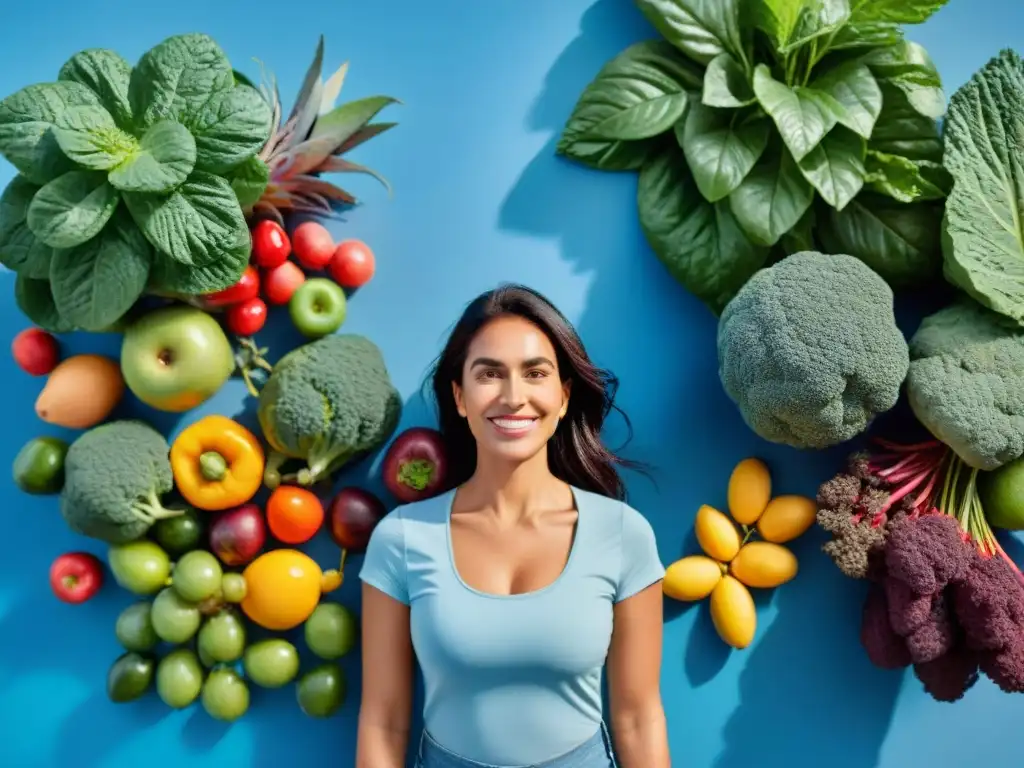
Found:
[358,485,665,765]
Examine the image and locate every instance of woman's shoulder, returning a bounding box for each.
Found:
[573,486,657,541]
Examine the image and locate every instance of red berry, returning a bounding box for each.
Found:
[291,221,335,270]
[263,261,306,305]
[225,297,268,336]
[12,327,60,376]
[251,219,291,268]
[329,239,376,288]
[204,265,260,307]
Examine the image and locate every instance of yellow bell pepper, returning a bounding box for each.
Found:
[171,414,265,511]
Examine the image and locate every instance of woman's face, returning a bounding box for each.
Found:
[453,315,570,465]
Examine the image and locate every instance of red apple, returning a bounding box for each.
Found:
[263,261,306,305]
[251,219,291,268]
[12,327,60,376]
[203,265,260,307]
[209,503,267,566]
[291,221,335,270]
[49,552,103,604]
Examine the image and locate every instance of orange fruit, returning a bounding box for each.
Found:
[240,549,327,630]
[267,486,324,544]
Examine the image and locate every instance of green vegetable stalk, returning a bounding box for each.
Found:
[556,0,951,314]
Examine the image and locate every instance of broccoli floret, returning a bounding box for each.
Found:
[716,251,909,449]
[905,297,1024,471]
[257,334,403,487]
[59,419,182,544]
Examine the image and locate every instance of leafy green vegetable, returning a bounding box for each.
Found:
[0,175,55,277]
[49,208,153,330]
[0,33,273,332]
[941,49,1024,326]
[557,0,951,312]
[26,170,119,248]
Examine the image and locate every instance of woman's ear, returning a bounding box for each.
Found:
[452,380,467,418]
[559,379,571,419]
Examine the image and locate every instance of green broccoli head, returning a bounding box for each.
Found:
[717,251,909,449]
[906,298,1024,471]
[59,419,180,544]
[257,334,403,486]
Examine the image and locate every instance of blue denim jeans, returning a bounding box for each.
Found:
[414,722,618,768]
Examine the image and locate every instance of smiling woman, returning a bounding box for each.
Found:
[356,284,670,768]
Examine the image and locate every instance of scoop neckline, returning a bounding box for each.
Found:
[444,485,584,601]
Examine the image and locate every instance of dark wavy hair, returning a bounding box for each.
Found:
[426,283,641,501]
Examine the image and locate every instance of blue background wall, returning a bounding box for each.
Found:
[1,1,1022,766]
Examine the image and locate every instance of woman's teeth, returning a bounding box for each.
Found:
[490,417,538,433]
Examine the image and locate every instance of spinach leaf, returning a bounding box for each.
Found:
[124,171,248,266]
[26,170,120,248]
[754,0,807,52]
[52,104,137,170]
[848,0,950,25]
[128,33,234,130]
[752,65,846,161]
[226,155,270,210]
[0,81,101,185]
[49,209,151,331]
[864,150,949,202]
[58,49,134,129]
[637,147,769,313]
[797,126,866,209]
[634,0,748,67]
[817,192,942,285]
[109,120,196,193]
[702,53,755,107]
[190,85,274,174]
[870,82,943,162]
[0,175,55,278]
[865,40,945,118]
[558,41,699,146]
[148,224,249,295]
[729,139,815,247]
[15,274,74,333]
[677,103,770,201]
[813,61,883,138]
[784,0,851,53]
[942,49,1024,325]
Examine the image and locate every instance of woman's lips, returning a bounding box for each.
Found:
[488,416,539,437]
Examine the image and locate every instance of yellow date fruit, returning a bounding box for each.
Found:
[710,575,756,649]
[694,504,741,563]
[727,457,772,525]
[729,541,798,588]
[663,556,724,601]
[757,494,817,543]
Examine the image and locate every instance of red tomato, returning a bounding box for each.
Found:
[50,552,104,604]
[204,265,260,307]
[263,261,306,305]
[329,239,376,288]
[11,327,60,376]
[291,221,335,270]
[226,297,268,336]
[251,219,291,268]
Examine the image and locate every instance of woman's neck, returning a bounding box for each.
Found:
[458,448,571,524]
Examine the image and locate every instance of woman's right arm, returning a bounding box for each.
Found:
[356,583,415,768]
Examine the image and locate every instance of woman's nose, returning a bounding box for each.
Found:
[500,376,526,406]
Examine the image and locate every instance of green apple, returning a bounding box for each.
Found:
[289,278,347,339]
[979,456,1024,530]
[120,306,236,412]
